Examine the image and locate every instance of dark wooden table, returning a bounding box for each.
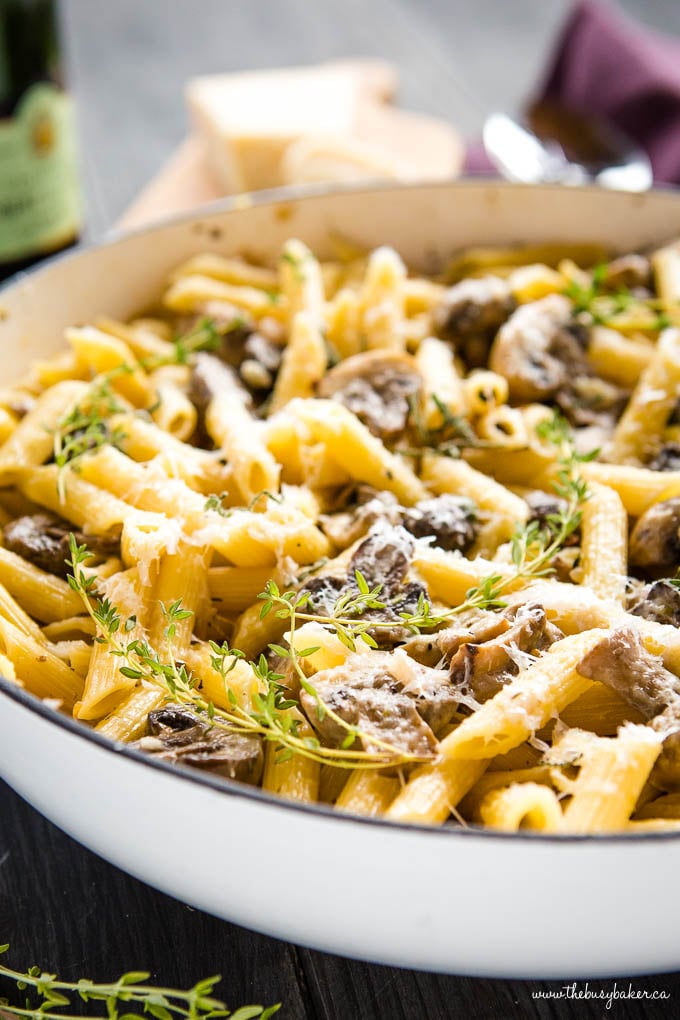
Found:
[4,1,680,1017]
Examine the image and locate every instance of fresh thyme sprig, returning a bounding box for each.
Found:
[406,392,475,460]
[259,573,442,652]
[564,264,670,331]
[66,539,429,770]
[51,318,228,498]
[166,317,223,366]
[203,490,283,518]
[53,375,130,500]
[280,250,307,284]
[405,393,525,460]
[0,943,279,1020]
[450,411,594,614]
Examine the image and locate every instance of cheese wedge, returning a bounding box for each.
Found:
[187,65,363,191]
[280,134,414,185]
[356,102,464,179]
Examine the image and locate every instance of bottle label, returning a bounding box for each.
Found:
[0,82,81,262]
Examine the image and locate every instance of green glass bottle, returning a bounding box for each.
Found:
[0,0,81,280]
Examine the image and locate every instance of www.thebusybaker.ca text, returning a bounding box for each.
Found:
[532,981,670,1010]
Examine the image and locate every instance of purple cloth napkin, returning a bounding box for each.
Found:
[464,0,680,184]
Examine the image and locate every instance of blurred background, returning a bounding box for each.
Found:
[62,0,680,235]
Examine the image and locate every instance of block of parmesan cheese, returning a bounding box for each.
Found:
[356,102,464,179]
[280,134,415,186]
[187,65,364,192]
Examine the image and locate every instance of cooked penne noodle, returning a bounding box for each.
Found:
[587,326,654,387]
[557,725,662,834]
[163,273,287,321]
[96,316,175,362]
[421,454,527,541]
[386,758,488,825]
[476,782,563,833]
[607,328,680,464]
[0,546,83,623]
[359,246,406,351]
[557,682,645,735]
[288,398,427,504]
[75,568,149,721]
[172,253,278,291]
[415,336,465,424]
[279,239,325,324]
[652,241,680,326]
[203,372,281,503]
[0,615,83,709]
[95,682,166,742]
[577,481,627,604]
[148,365,197,441]
[580,461,680,516]
[463,370,509,416]
[335,770,400,817]
[183,641,262,711]
[66,326,151,406]
[262,717,321,803]
[269,311,327,413]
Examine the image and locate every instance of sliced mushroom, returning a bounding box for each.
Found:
[446,602,563,703]
[320,488,479,555]
[630,580,680,627]
[524,490,568,528]
[578,627,680,721]
[648,442,680,472]
[602,254,652,292]
[318,350,422,440]
[401,494,477,553]
[577,626,680,791]
[350,520,414,592]
[3,513,119,578]
[629,498,680,575]
[301,522,429,646]
[185,311,282,405]
[319,487,402,549]
[488,294,584,403]
[434,275,516,339]
[299,649,454,755]
[136,704,264,785]
[555,374,628,428]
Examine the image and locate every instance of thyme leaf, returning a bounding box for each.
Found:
[563,263,670,330]
[0,943,279,1020]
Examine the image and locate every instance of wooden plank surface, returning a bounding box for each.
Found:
[4,1,680,1018]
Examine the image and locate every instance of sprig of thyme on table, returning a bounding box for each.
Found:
[0,944,279,1020]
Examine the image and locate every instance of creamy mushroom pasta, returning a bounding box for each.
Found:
[4,238,680,834]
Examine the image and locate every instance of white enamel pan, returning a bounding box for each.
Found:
[2,182,680,979]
